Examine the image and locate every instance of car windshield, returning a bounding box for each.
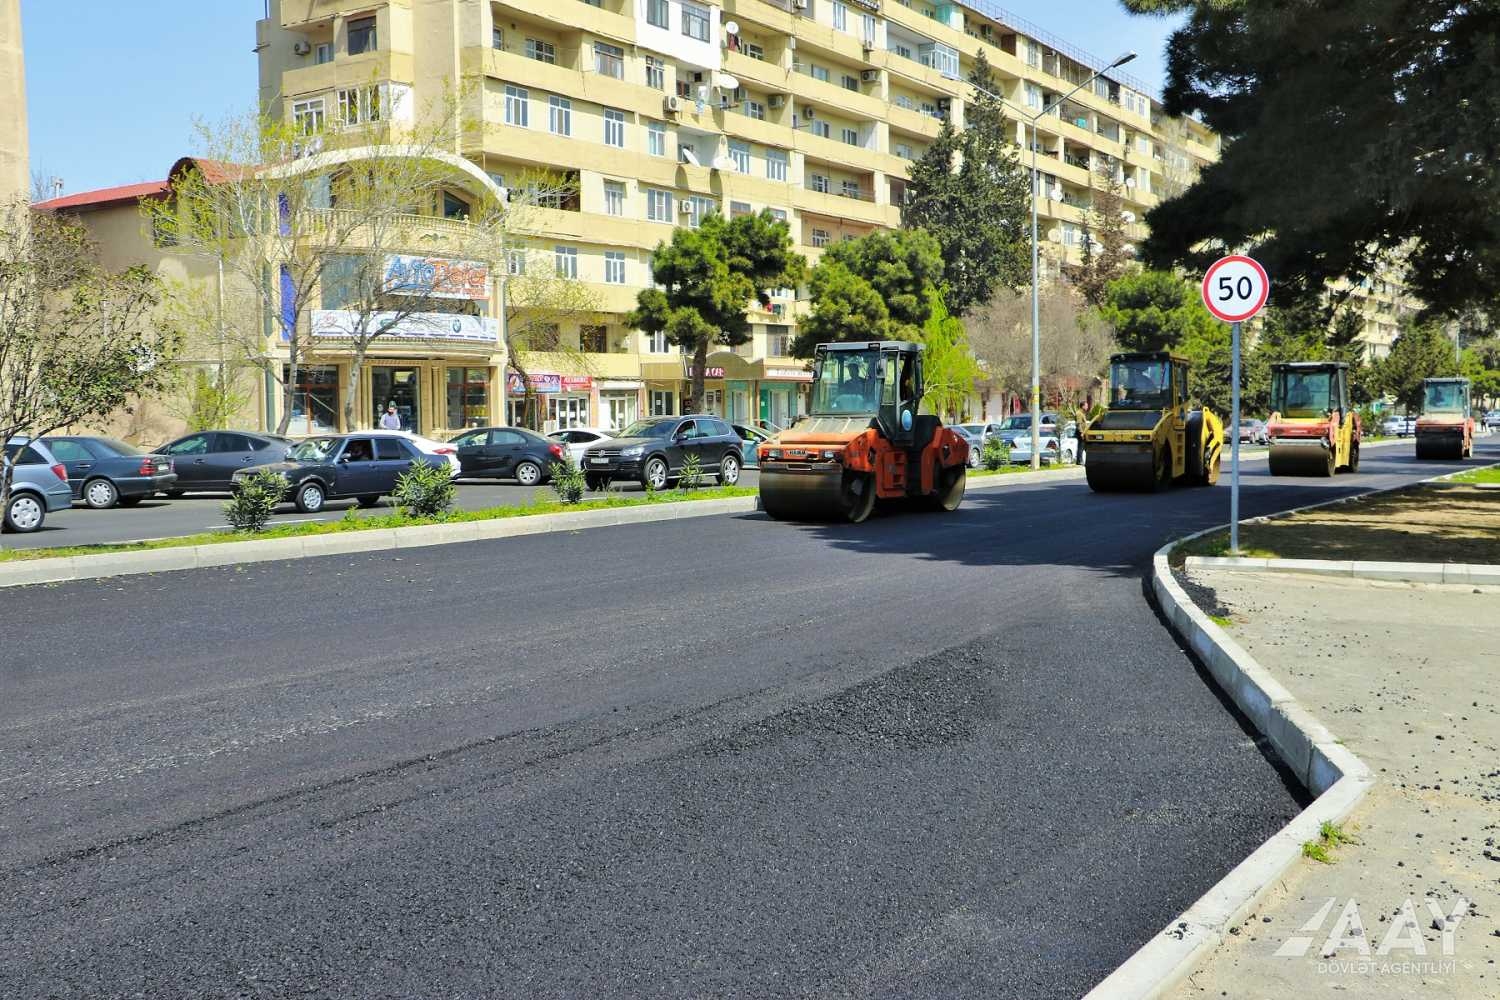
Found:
[1000,416,1030,430]
[811,348,882,414]
[1423,381,1466,413]
[1272,370,1333,418]
[959,424,984,434]
[288,437,340,461]
[617,419,674,439]
[1110,360,1172,410]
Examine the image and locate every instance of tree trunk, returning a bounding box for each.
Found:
[507,356,535,429]
[277,344,299,437]
[343,339,370,432]
[688,338,709,414]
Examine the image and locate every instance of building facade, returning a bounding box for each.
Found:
[255,0,1220,433]
[0,0,27,203]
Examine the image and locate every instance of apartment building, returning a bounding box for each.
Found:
[252,0,1220,432]
[1,0,27,204]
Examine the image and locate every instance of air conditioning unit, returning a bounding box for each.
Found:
[768,94,787,109]
[792,0,809,10]
[860,69,879,83]
[802,105,816,119]
[663,94,680,114]
[679,201,695,215]
[292,40,312,56]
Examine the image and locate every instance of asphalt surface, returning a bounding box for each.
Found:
[0,469,760,551]
[1,440,1492,999]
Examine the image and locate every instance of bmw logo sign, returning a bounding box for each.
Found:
[901,409,913,431]
[450,318,463,334]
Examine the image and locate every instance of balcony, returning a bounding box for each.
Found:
[795,184,896,229]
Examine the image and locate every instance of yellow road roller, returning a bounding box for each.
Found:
[1084,352,1224,492]
[1266,361,1360,476]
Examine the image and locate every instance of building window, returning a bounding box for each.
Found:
[766,149,788,181]
[347,16,376,55]
[507,249,527,275]
[314,42,333,65]
[742,99,765,120]
[525,38,556,64]
[743,41,764,61]
[811,228,831,247]
[812,120,831,139]
[581,325,608,353]
[768,207,788,223]
[841,127,859,146]
[604,180,625,216]
[649,389,676,415]
[549,95,572,136]
[685,195,716,228]
[810,173,830,193]
[594,41,624,78]
[284,365,340,436]
[648,121,666,156]
[730,200,752,217]
[648,331,671,354]
[492,27,504,51]
[293,98,325,135]
[604,251,626,284]
[647,0,669,28]
[832,1,848,31]
[767,324,791,356]
[336,86,382,125]
[810,64,830,83]
[603,108,625,148]
[645,55,665,90]
[894,141,914,159]
[681,1,710,41]
[919,42,959,79]
[446,367,490,429]
[841,180,861,199]
[842,75,859,92]
[555,245,578,278]
[646,187,673,221]
[728,140,750,173]
[894,94,914,110]
[860,13,876,44]
[504,86,529,127]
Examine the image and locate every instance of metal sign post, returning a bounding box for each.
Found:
[1201,255,1270,556]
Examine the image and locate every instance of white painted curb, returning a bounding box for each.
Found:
[1184,554,1500,586]
[0,464,1078,591]
[1082,528,1374,1000]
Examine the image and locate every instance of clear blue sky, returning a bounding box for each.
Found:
[21,1,1182,197]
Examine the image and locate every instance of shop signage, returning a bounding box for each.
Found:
[311,309,499,344]
[562,375,594,391]
[383,255,490,300]
[765,367,814,382]
[684,366,727,379]
[505,373,594,394]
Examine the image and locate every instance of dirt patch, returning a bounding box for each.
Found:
[1179,484,1500,564]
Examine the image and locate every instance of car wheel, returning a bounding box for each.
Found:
[3,493,45,533]
[720,453,741,486]
[515,460,542,487]
[83,477,120,510]
[164,489,185,498]
[357,495,381,508]
[642,456,669,491]
[294,481,326,513]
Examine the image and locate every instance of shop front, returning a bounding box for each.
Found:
[759,365,813,428]
[505,372,597,431]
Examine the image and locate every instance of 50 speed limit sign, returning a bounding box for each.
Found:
[1201,255,1269,323]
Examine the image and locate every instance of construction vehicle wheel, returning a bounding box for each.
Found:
[1085,464,1117,493]
[1152,447,1172,492]
[1321,448,1337,477]
[1197,449,1221,487]
[925,465,966,512]
[1415,440,1429,460]
[1344,441,1360,474]
[841,471,877,523]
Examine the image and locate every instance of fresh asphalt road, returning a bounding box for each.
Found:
[0,469,761,551]
[1,441,1492,999]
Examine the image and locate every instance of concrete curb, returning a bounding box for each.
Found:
[1183,554,1500,586]
[1082,526,1374,1000]
[0,464,1080,591]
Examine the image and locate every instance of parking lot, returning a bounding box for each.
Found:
[0,470,761,551]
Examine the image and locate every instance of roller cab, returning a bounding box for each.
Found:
[1266,362,1360,476]
[1085,352,1223,492]
[1415,378,1474,460]
[758,341,968,522]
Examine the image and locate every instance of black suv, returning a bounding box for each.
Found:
[233,433,446,513]
[580,415,743,490]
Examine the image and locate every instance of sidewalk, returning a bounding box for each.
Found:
[1169,570,1499,998]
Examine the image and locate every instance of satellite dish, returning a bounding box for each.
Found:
[725,20,740,35]
[718,74,740,91]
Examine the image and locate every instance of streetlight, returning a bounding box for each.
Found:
[976,51,1137,468]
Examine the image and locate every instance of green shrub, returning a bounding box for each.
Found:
[548,455,586,504]
[222,468,286,533]
[392,460,456,518]
[982,437,1010,470]
[678,452,704,491]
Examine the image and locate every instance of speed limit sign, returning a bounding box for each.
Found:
[1201,255,1269,323]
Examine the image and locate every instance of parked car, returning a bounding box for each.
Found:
[996,412,1060,448]
[1010,427,1080,466]
[232,433,447,513]
[956,422,1005,455]
[950,425,984,468]
[156,431,291,495]
[1483,410,1500,430]
[1237,419,1268,445]
[449,426,565,485]
[547,427,615,467]
[378,430,461,477]
[39,436,177,509]
[2,438,73,533]
[579,415,743,490]
[732,423,774,468]
[1381,414,1417,437]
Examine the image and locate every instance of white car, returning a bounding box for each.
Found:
[548,427,615,466]
[1009,431,1079,466]
[374,430,461,477]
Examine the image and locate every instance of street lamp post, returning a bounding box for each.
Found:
[974,52,1136,468]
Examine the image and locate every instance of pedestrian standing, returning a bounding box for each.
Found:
[380,403,402,430]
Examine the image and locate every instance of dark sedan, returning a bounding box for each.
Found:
[39,436,178,509]
[232,434,446,513]
[156,431,291,495]
[449,426,565,486]
[580,415,743,490]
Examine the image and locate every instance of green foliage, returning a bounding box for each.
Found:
[222,469,286,533]
[179,366,251,432]
[1064,166,1133,309]
[1373,323,1461,412]
[793,228,944,356]
[548,455,586,504]
[629,210,805,410]
[392,461,456,519]
[903,51,1031,315]
[1099,270,1219,355]
[982,436,1010,470]
[1124,0,1500,322]
[915,292,984,418]
[677,452,704,491]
